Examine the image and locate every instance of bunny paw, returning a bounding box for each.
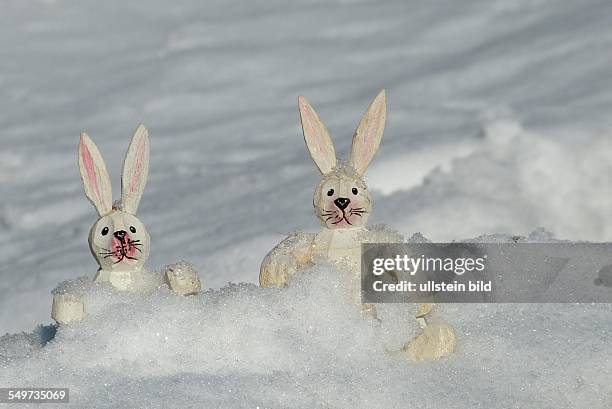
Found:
[164,262,202,296]
[260,253,300,288]
[400,323,457,362]
[52,293,85,324]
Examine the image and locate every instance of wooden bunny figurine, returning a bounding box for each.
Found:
[52,125,201,324]
[260,90,456,362]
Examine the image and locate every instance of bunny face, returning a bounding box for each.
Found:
[299,90,387,230]
[314,163,371,229]
[78,124,151,274]
[89,210,150,271]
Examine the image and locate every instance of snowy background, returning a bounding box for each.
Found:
[0,0,611,407]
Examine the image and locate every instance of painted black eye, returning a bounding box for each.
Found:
[352,188,358,195]
[130,226,136,234]
[101,227,109,236]
[327,189,334,197]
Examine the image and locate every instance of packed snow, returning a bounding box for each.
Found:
[1,0,611,407]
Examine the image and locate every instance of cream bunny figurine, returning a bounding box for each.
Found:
[52,125,201,324]
[260,90,456,362]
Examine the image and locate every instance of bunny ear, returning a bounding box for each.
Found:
[79,132,113,216]
[121,124,150,214]
[350,89,387,176]
[298,96,337,175]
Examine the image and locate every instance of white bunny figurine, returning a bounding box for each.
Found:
[52,125,201,324]
[260,90,456,362]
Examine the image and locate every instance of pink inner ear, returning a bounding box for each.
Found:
[356,98,384,170]
[129,139,146,194]
[300,99,334,172]
[81,142,103,205]
[302,105,322,154]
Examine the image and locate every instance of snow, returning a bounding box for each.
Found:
[1,0,612,407]
[1,254,611,408]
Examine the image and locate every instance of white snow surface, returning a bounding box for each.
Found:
[1,253,611,408]
[1,0,612,407]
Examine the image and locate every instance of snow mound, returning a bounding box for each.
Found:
[1,237,611,409]
[379,116,612,242]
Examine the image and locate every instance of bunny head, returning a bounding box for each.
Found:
[78,125,151,273]
[299,90,387,230]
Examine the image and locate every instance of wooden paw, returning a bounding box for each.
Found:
[401,323,457,362]
[52,293,85,324]
[165,263,202,296]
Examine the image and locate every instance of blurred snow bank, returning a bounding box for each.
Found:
[1,235,610,409]
[374,114,612,242]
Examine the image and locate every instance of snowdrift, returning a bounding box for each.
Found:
[1,234,610,409]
